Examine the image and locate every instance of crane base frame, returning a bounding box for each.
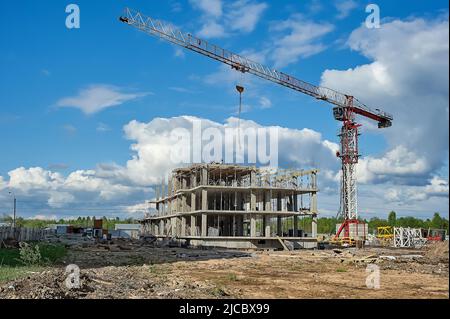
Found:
[335,219,367,240]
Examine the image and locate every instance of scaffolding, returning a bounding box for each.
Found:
[393,227,427,248]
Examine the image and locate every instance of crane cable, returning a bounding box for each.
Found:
[236,84,244,151]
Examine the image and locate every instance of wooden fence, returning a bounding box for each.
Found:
[0,227,52,242]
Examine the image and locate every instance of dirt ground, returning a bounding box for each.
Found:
[1,237,448,299]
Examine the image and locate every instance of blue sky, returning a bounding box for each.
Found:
[0,0,448,220]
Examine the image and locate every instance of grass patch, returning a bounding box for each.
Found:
[0,249,21,267]
[38,243,67,264]
[227,273,238,281]
[0,243,66,266]
[336,268,347,273]
[0,243,67,283]
[0,265,44,283]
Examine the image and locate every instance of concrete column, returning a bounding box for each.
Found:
[236,215,244,236]
[264,215,271,237]
[277,193,282,211]
[293,215,298,237]
[250,216,257,237]
[201,214,207,237]
[191,192,196,212]
[191,173,197,188]
[191,216,197,236]
[277,217,282,236]
[202,189,208,211]
[201,168,208,185]
[171,217,177,236]
[250,190,257,237]
[181,195,187,213]
[236,191,241,210]
[264,191,271,211]
[177,196,182,213]
[181,216,186,236]
[250,191,256,211]
[311,192,318,214]
[160,220,165,236]
[312,214,318,238]
[250,170,256,186]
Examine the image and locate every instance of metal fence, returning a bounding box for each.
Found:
[0,227,52,242]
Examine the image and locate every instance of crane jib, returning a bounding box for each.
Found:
[120,7,393,127]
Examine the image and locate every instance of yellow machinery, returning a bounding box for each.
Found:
[377,226,394,246]
[329,236,356,247]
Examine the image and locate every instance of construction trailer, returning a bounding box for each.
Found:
[112,224,141,239]
[140,164,319,250]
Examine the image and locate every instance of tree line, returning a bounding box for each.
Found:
[0,211,448,234]
[296,211,448,235]
[0,215,137,230]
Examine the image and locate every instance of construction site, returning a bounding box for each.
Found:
[0,5,448,301]
[141,164,318,250]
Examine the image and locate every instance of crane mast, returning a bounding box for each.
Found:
[119,8,393,240]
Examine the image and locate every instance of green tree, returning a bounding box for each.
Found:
[388,211,397,226]
[431,212,444,229]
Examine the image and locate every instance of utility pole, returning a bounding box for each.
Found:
[8,191,16,229]
[13,196,16,229]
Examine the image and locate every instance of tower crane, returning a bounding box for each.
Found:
[119,8,393,240]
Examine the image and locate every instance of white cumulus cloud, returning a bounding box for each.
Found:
[321,16,449,186]
[56,84,150,115]
[270,14,334,68]
[191,0,268,39]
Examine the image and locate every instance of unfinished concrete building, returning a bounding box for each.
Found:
[141,164,319,249]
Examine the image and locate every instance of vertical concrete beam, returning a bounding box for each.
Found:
[202,189,208,211]
[191,172,197,188]
[264,215,271,237]
[177,196,182,213]
[311,192,318,214]
[250,191,256,211]
[236,215,243,236]
[171,218,177,236]
[191,192,196,211]
[312,214,318,238]
[201,214,207,237]
[160,220,165,236]
[181,195,187,213]
[250,190,257,237]
[277,217,282,236]
[191,216,197,236]
[181,216,186,236]
[264,191,271,211]
[250,170,256,186]
[277,193,282,211]
[250,216,257,237]
[201,168,208,185]
[293,215,298,237]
